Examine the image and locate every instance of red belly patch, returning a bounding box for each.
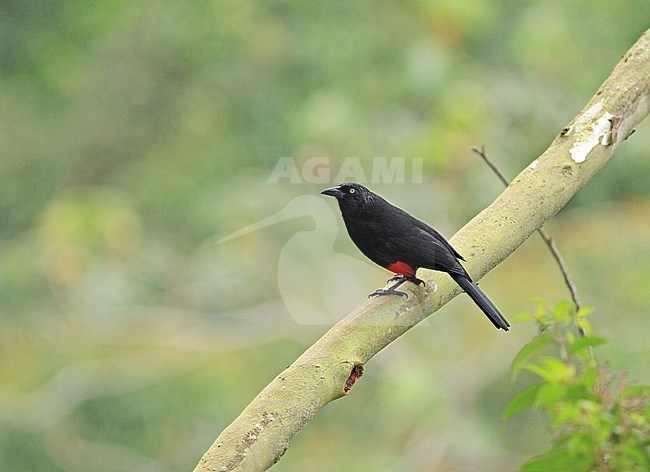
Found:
[386,261,416,277]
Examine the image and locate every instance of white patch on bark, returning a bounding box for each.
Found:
[569,101,615,163]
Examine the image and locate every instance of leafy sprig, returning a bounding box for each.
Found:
[506,301,650,472]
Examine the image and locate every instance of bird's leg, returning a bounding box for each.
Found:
[386,274,425,285]
[386,274,406,284]
[369,277,408,298]
[409,276,425,286]
[369,276,424,299]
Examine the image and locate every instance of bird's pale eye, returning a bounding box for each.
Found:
[349,188,356,194]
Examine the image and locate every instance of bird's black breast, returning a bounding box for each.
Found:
[343,215,394,267]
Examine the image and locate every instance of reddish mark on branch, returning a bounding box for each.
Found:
[344,363,364,394]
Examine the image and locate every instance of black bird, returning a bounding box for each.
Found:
[321,182,510,331]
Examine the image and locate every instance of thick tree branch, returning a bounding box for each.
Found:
[195,30,650,472]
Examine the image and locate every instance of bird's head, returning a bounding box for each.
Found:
[320,182,376,210]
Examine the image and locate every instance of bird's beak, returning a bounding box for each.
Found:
[321,186,343,197]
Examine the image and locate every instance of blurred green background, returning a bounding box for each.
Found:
[1,1,649,471]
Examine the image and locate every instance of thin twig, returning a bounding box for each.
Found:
[471,145,586,333]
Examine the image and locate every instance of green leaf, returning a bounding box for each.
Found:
[575,306,594,319]
[569,336,607,354]
[535,383,568,409]
[552,301,575,325]
[539,357,576,383]
[577,366,598,389]
[522,357,576,384]
[523,363,556,382]
[502,383,541,419]
[511,334,555,378]
[521,450,582,472]
[575,308,594,336]
[552,403,582,426]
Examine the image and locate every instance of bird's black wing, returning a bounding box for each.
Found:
[394,227,468,276]
[360,198,467,275]
[413,221,465,261]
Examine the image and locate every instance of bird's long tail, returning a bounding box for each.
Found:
[450,273,510,331]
